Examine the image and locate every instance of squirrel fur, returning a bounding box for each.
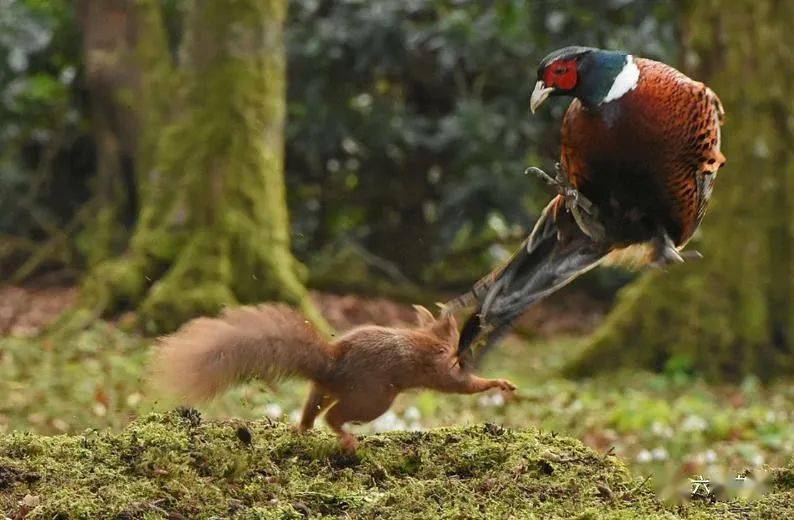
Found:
[151,303,516,453]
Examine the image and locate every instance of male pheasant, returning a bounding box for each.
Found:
[448,46,726,355]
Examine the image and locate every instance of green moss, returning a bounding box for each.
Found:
[0,412,789,519]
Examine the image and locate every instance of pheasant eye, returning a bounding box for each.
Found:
[544,59,577,90]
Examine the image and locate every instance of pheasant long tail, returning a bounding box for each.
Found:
[449,196,611,356]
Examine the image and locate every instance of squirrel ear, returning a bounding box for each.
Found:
[431,313,459,342]
[413,305,435,328]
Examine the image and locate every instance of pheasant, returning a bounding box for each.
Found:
[447,46,726,355]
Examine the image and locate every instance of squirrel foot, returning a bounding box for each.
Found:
[338,432,359,455]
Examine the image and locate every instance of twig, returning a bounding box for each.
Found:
[623,475,652,497]
[9,201,97,284]
[342,238,418,286]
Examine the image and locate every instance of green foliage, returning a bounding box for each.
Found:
[0,0,87,243]
[0,320,148,435]
[283,0,678,284]
[2,411,790,518]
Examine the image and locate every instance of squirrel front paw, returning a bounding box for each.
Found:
[496,379,517,395]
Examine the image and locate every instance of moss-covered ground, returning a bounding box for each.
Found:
[1,411,791,519]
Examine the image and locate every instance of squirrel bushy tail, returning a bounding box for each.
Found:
[152,304,332,403]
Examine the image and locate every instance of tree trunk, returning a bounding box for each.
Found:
[567,0,793,381]
[76,0,144,265]
[81,0,329,334]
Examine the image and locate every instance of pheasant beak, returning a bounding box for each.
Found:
[530,81,554,114]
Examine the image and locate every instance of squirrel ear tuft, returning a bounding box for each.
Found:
[413,305,435,327]
[431,313,458,342]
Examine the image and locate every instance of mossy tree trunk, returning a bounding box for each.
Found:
[75,0,146,266]
[80,0,329,334]
[568,0,793,381]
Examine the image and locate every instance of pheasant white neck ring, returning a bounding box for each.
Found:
[601,55,640,104]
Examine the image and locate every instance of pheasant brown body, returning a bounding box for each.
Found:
[448,47,727,355]
[560,58,725,247]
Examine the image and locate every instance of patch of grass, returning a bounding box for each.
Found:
[0,321,149,434]
[2,411,791,519]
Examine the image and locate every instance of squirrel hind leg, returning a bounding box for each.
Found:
[297,384,334,432]
[324,395,395,454]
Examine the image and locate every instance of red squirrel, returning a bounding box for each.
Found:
[152,303,516,453]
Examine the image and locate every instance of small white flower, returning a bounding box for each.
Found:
[487,213,509,238]
[126,393,142,407]
[636,449,652,463]
[407,421,423,432]
[751,454,765,467]
[289,409,302,423]
[372,411,405,432]
[404,406,421,422]
[93,403,107,417]
[490,393,505,407]
[264,403,283,419]
[651,447,668,461]
[60,66,76,85]
[351,93,373,112]
[326,159,340,172]
[704,450,717,464]
[681,414,708,432]
[342,137,360,155]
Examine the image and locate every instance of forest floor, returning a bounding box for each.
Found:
[2,411,792,519]
[0,284,792,510]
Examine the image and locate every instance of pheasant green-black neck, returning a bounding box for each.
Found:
[573,49,635,108]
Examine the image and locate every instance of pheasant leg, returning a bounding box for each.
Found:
[526,165,606,242]
[649,230,702,268]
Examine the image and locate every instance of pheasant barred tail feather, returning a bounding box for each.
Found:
[455,198,609,355]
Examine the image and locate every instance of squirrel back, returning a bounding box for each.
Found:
[152,304,332,403]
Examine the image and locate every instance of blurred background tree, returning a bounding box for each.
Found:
[76,0,329,332]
